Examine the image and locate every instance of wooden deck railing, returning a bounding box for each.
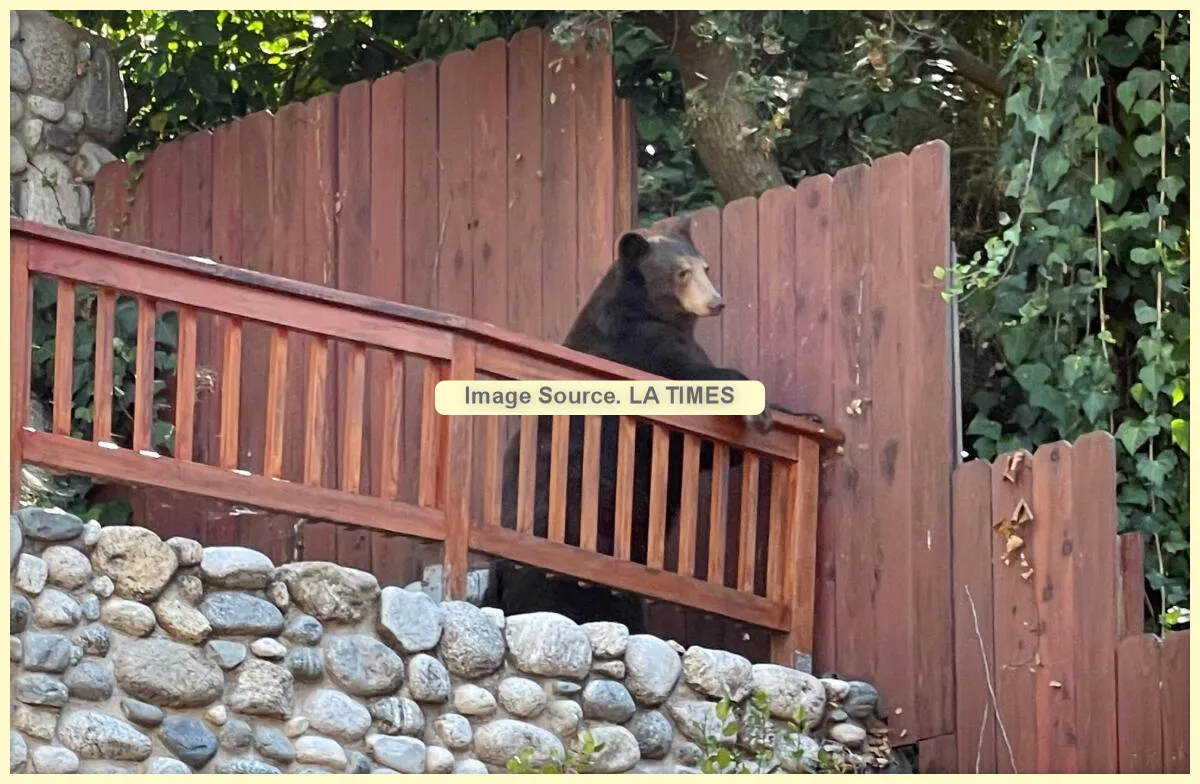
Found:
[9,217,843,664]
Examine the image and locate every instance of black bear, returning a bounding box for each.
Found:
[480,216,798,632]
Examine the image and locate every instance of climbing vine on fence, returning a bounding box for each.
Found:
[935,11,1190,629]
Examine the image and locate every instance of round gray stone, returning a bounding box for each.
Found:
[433,713,472,750]
[58,709,152,761]
[439,600,505,678]
[153,597,212,644]
[627,710,673,759]
[453,683,497,717]
[16,506,83,541]
[204,639,247,670]
[295,735,347,769]
[79,593,100,621]
[15,12,77,99]
[113,638,224,708]
[165,536,202,566]
[368,696,424,737]
[455,759,489,774]
[306,688,371,742]
[120,698,164,727]
[200,545,276,588]
[542,699,582,739]
[11,595,31,633]
[474,719,563,768]
[159,715,218,769]
[10,515,22,570]
[377,585,442,653]
[368,736,426,775]
[750,663,825,727]
[227,658,294,718]
[147,757,191,774]
[624,635,681,706]
[275,561,379,623]
[347,749,372,773]
[14,672,68,706]
[844,680,881,720]
[215,758,281,774]
[255,725,296,764]
[64,659,113,701]
[31,745,79,774]
[43,544,92,589]
[407,653,450,703]
[585,725,640,773]
[505,612,592,679]
[582,621,629,658]
[73,623,111,657]
[251,637,287,659]
[15,553,48,595]
[498,676,547,718]
[283,613,323,646]
[90,526,178,601]
[200,591,284,636]
[425,745,455,774]
[682,645,753,701]
[286,647,324,681]
[322,634,405,697]
[33,587,81,627]
[9,48,31,91]
[89,574,114,598]
[26,94,65,122]
[581,678,636,723]
[828,721,867,747]
[13,704,57,740]
[23,632,72,672]
[101,597,156,637]
[218,717,252,750]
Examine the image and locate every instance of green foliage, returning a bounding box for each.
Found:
[935,11,1189,627]
[26,279,178,523]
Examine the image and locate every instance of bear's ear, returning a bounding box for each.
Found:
[616,231,651,274]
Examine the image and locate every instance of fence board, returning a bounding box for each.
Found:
[437,50,476,320]
[1118,532,1146,637]
[506,27,545,342]
[177,132,216,467]
[865,153,915,739]
[951,459,996,773]
[918,733,957,773]
[1070,432,1119,772]
[574,40,616,301]
[989,449,1037,773]
[1117,633,1163,773]
[1160,630,1189,773]
[541,35,579,341]
[906,142,955,738]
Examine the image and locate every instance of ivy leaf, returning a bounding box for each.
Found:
[1025,111,1054,140]
[1041,149,1070,190]
[1081,390,1112,423]
[1099,34,1141,68]
[966,415,1001,442]
[1090,178,1116,205]
[1013,362,1052,391]
[1132,99,1163,126]
[1170,419,1189,455]
[1138,365,1165,398]
[1158,175,1185,202]
[1029,385,1068,423]
[1133,132,1162,158]
[1134,301,1159,325]
[1115,419,1160,455]
[1116,80,1138,111]
[1125,15,1158,49]
[1162,42,1189,73]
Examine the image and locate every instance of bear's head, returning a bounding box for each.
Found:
[615,216,725,323]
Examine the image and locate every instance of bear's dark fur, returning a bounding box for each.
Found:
[480,217,800,631]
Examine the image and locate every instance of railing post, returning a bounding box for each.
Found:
[441,336,477,601]
[770,436,821,670]
[10,238,31,511]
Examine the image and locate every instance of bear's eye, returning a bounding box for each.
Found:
[677,268,690,281]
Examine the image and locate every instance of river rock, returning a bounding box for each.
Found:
[828,721,867,747]
[13,704,57,740]
[114,638,224,708]
[42,544,92,589]
[159,715,218,768]
[250,637,286,660]
[102,598,156,637]
[751,663,825,727]
[73,623,111,657]
[228,658,293,718]
[453,683,497,716]
[276,561,379,623]
[295,735,347,769]
[91,526,178,601]
[582,621,629,658]
[306,688,371,741]
[9,515,21,570]
[844,680,881,720]
[154,597,212,644]
[368,736,426,774]
[474,719,564,768]
[455,759,489,774]
[176,574,207,607]
[79,593,100,621]
[283,613,323,646]
[120,698,164,727]
[286,647,323,681]
[683,645,753,701]
[31,745,79,774]
[10,731,26,772]
[498,676,548,718]
[89,575,114,598]
[215,759,281,774]
[378,585,442,653]
[15,553,48,595]
[58,710,153,761]
[147,757,191,774]
[407,653,450,702]
[255,725,296,764]
[165,536,202,566]
[205,639,247,670]
[322,634,405,697]
[625,635,681,706]
[12,595,31,633]
[439,600,505,678]
[200,545,275,588]
[666,699,725,745]
[425,745,455,774]
[585,725,641,773]
[23,632,71,672]
[32,587,81,627]
[369,696,423,736]
[218,717,250,748]
[542,699,582,738]
[64,659,113,701]
[627,710,673,759]
[505,612,591,679]
[582,678,636,723]
[200,591,284,636]
[14,673,68,706]
[16,506,83,541]
[433,713,472,750]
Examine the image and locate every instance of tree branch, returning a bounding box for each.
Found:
[862,10,1009,98]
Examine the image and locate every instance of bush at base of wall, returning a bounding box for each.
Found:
[9,504,894,774]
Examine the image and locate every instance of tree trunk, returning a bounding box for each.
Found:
[640,11,786,202]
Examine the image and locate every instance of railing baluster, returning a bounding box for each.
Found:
[380,352,404,500]
[92,288,115,444]
[441,338,477,600]
[738,452,761,592]
[52,280,76,436]
[133,295,156,452]
[647,424,670,569]
[340,343,366,494]
[707,442,729,583]
[677,434,700,578]
[766,460,790,602]
[263,326,289,479]
[174,306,197,461]
[613,416,636,561]
[579,415,601,551]
[302,337,329,485]
[418,362,443,508]
[548,414,570,543]
[219,317,243,469]
[482,414,501,525]
[516,415,537,535]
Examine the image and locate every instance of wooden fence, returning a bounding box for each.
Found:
[10,216,839,668]
[919,434,1190,774]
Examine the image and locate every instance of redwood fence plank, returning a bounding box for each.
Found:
[437,49,476,320]
[1118,532,1146,637]
[918,733,958,773]
[506,27,545,343]
[1117,633,1163,773]
[574,39,615,302]
[540,34,580,342]
[177,131,216,468]
[951,459,996,773]
[1160,630,1189,773]
[690,205,722,364]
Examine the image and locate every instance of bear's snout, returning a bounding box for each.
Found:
[707,297,726,314]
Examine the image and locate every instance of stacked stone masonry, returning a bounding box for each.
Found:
[10,505,892,774]
[10,10,126,230]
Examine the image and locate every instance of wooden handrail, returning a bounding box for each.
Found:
[10,217,836,666]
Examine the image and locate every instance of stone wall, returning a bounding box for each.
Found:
[10,9,126,230]
[10,505,893,774]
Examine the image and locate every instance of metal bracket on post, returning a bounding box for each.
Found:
[792,650,813,674]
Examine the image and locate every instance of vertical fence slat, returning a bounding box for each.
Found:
[793,173,836,673]
[990,449,1038,774]
[441,339,477,600]
[516,414,537,535]
[92,288,115,443]
[178,131,215,467]
[765,461,788,601]
[263,327,288,480]
[437,50,475,320]
[303,337,329,486]
[951,459,996,773]
[865,153,915,738]
[218,319,243,471]
[52,280,76,436]
[647,425,670,570]
[1118,532,1146,637]
[1070,431,1119,773]
[507,27,545,342]
[541,35,579,341]
[574,35,615,303]
[133,295,156,453]
[579,415,601,550]
[482,414,501,525]
[547,414,570,543]
[613,416,636,561]
[379,353,404,502]
[676,434,700,579]
[706,442,729,584]
[689,205,723,365]
[338,344,366,495]
[1160,630,1189,773]
[417,362,442,509]
[770,438,820,664]
[1031,441,1077,774]
[1116,634,1163,773]
[174,306,197,461]
[736,452,760,593]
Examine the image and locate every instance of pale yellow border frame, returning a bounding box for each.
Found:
[1,3,1196,780]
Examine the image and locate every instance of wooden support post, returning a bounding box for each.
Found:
[10,239,31,511]
[441,337,477,601]
[770,437,822,668]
